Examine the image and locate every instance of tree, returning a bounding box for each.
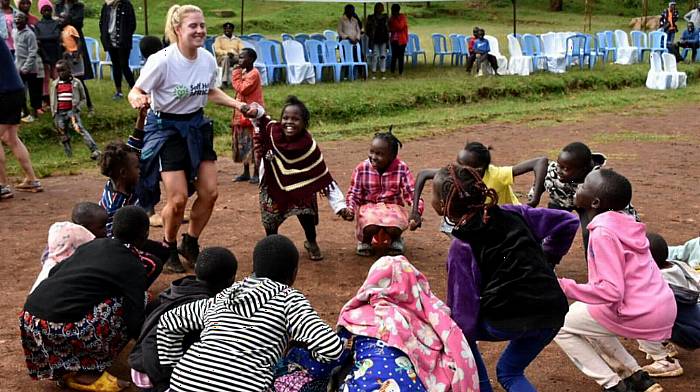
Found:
[550,0,563,11]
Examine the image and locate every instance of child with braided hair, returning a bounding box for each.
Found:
[434,164,579,392]
[341,128,423,256]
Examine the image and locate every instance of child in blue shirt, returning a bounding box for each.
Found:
[466,28,499,75]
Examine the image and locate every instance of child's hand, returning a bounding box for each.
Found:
[338,208,354,221]
[128,91,150,110]
[242,102,261,118]
[408,211,422,231]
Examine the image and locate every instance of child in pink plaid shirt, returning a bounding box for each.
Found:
[341,130,423,256]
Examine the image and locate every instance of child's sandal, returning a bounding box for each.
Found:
[63,371,130,392]
[386,238,405,256]
[356,242,372,257]
[304,241,324,261]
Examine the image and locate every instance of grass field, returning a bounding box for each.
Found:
[6,0,700,177]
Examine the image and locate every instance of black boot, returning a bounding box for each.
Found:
[624,370,663,392]
[63,141,73,157]
[164,240,185,273]
[178,233,200,267]
[604,380,632,392]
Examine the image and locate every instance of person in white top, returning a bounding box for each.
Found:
[128,4,246,273]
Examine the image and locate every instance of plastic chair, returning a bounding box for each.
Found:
[662,52,687,89]
[323,40,352,81]
[521,34,547,71]
[649,31,669,56]
[630,30,649,62]
[431,33,452,65]
[323,29,338,41]
[448,34,466,65]
[204,35,216,56]
[598,30,617,62]
[84,37,101,76]
[282,40,315,84]
[339,40,368,80]
[247,33,266,41]
[541,32,567,73]
[404,33,426,66]
[305,39,336,82]
[583,34,604,68]
[310,33,325,41]
[241,41,269,86]
[613,30,638,65]
[257,40,286,83]
[281,33,294,41]
[128,36,144,73]
[680,46,700,62]
[294,34,309,44]
[484,35,508,73]
[565,34,587,70]
[507,34,533,75]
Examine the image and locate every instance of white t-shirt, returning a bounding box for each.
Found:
[135,44,218,114]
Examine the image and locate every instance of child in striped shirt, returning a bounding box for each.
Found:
[341,129,423,257]
[157,235,343,392]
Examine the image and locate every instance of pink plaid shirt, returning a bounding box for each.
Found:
[346,158,424,214]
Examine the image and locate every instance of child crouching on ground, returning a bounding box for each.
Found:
[99,141,140,237]
[341,129,422,256]
[636,233,700,378]
[555,169,676,392]
[156,235,343,392]
[50,59,100,159]
[129,247,238,392]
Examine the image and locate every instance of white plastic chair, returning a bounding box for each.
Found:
[484,35,509,74]
[662,52,687,89]
[541,32,567,73]
[614,30,639,65]
[282,40,315,85]
[506,34,533,76]
[646,52,672,89]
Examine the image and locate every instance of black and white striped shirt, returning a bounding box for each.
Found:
[157,277,343,392]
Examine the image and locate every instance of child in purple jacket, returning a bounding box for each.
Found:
[433,164,578,392]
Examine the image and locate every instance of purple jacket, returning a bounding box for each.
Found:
[447,205,579,340]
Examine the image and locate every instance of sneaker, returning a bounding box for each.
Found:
[87,108,95,118]
[604,380,632,392]
[641,342,679,360]
[642,358,683,378]
[15,179,43,193]
[163,241,185,273]
[21,114,35,123]
[0,185,13,199]
[149,213,163,227]
[356,242,372,257]
[112,92,124,100]
[248,176,259,184]
[90,150,101,160]
[371,75,377,80]
[233,174,251,182]
[177,233,200,267]
[624,370,663,392]
[386,238,405,256]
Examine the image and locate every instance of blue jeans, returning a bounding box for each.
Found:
[469,321,559,392]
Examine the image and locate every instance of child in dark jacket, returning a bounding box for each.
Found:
[129,247,237,392]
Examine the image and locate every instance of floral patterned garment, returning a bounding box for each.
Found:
[337,256,479,392]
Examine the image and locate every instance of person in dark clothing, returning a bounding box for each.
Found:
[365,2,389,79]
[660,2,680,45]
[19,206,150,390]
[35,2,61,106]
[466,28,499,75]
[55,0,94,113]
[674,21,700,62]
[434,164,578,392]
[99,0,136,99]
[128,246,238,392]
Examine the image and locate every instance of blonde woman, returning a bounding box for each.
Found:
[128,4,246,273]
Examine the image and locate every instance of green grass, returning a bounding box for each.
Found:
[7,0,700,177]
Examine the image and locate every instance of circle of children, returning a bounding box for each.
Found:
[9,4,699,392]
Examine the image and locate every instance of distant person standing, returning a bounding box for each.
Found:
[684,2,700,28]
[16,0,37,26]
[99,0,136,100]
[365,2,389,80]
[35,0,61,106]
[1,0,17,54]
[55,0,94,114]
[388,4,408,76]
[0,38,42,199]
[212,22,243,87]
[337,3,361,44]
[660,1,680,45]
[13,11,43,123]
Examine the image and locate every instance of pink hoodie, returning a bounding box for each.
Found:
[559,211,676,341]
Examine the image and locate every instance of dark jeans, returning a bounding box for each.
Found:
[107,47,135,91]
[672,303,700,350]
[390,41,406,74]
[21,73,43,112]
[469,321,560,392]
[466,53,499,74]
[265,214,317,243]
[674,41,700,62]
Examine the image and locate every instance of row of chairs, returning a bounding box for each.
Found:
[647,52,686,90]
[84,34,146,80]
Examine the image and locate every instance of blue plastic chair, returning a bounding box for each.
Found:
[294,34,309,44]
[630,30,649,62]
[404,33,426,66]
[339,40,368,80]
[129,36,143,73]
[598,31,617,62]
[204,35,216,56]
[248,33,266,41]
[583,34,605,68]
[323,30,338,41]
[257,40,286,83]
[305,39,337,82]
[521,34,547,71]
[323,40,352,81]
[84,37,101,76]
[310,33,325,41]
[281,33,294,41]
[649,31,668,57]
[431,33,452,65]
[448,34,467,66]
[565,34,587,70]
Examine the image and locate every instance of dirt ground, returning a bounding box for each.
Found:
[1,104,699,391]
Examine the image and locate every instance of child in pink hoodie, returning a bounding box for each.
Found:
[554,169,676,392]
